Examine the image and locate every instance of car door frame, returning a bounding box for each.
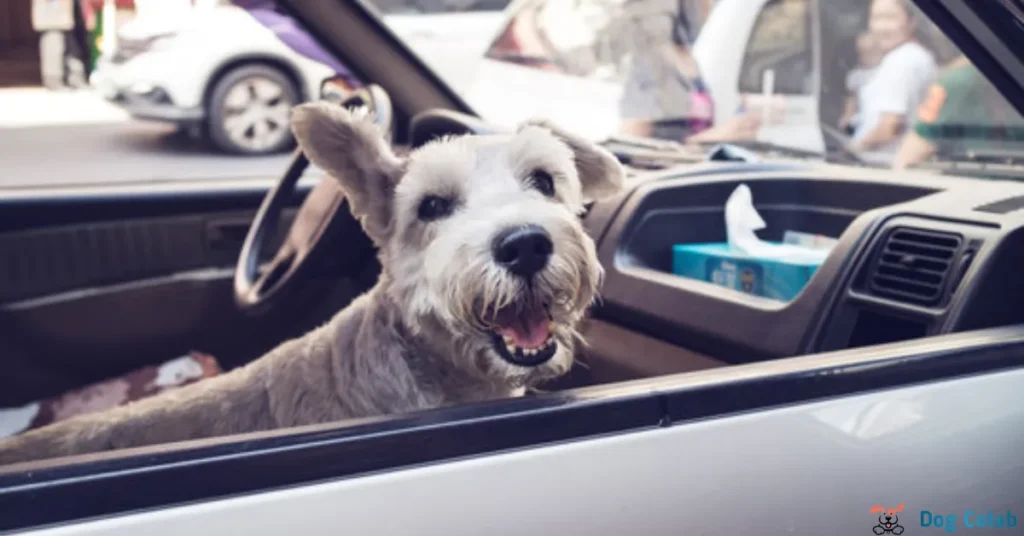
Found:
[2,324,1023,533]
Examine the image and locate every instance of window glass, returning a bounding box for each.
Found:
[0,0,513,190]
[1,0,360,188]
[738,0,812,95]
[3,0,1024,496]
[484,0,621,79]
[374,0,511,15]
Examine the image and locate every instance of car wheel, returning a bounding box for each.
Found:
[207,64,299,155]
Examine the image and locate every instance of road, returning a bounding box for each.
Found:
[0,121,294,189]
[0,88,295,188]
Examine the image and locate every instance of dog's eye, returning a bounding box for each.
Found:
[417,195,453,221]
[530,169,555,197]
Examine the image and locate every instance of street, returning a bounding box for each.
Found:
[0,122,294,188]
[0,88,293,188]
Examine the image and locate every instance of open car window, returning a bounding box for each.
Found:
[4,0,1024,532]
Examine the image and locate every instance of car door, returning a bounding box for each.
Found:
[2,324,1022,535]
[0,169,348,409]
[0,4,367,412]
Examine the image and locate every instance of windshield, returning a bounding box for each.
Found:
[457,0,1024,170]
[3,0,1022,192]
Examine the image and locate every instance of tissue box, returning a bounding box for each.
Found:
[671,243,823,302]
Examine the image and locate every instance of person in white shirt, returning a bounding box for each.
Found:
[839,32,883,135]
[849,0,937,166]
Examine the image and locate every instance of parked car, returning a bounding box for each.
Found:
[2,0,1024,533]
[465,0,715,142]
[89,0,507,154]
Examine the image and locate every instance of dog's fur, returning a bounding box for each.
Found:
[0,103,625,466]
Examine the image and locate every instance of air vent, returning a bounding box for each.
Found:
[866,228,963,306]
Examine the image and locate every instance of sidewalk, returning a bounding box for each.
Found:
[0,87,130,129]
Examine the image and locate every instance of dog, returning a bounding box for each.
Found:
[871,504,905,535]
[0,102,625,466]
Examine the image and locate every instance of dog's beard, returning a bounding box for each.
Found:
[395,217,602,388]
[438,240,600,379]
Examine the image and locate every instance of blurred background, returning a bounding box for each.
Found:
[0,0,996,188]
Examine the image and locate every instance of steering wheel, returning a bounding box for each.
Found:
[233,84,393,315]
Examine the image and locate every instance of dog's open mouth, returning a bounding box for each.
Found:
[487,301,557,367]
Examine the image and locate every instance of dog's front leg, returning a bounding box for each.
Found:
[0,365,272,467]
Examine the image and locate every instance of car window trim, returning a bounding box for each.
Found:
[919,0,1024,117]
[2,325,1024,532]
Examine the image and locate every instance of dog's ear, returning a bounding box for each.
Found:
[290,102,404,244]
[870,506,885,513]
[519,118,625,203]
[894,504,905,513]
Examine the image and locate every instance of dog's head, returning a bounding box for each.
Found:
[291,103,624,388]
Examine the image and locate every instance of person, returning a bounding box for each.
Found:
[32,0,87,89]
[893,56,1024,169]
[838,32,883,136]
[618,1,714,142]
[848,0,937,165]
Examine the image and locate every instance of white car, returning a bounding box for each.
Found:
[464,0,681,141]
[90,0,507,155]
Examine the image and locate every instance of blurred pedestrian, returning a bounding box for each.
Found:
[32,0,87,89]
[893,56,1024,169]
[838,32,883,136]
[618,0,714,142]
[848,0,937,165]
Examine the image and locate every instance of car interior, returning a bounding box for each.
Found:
[3,0,1024,531]
[4,0,1024,410]
[3,0,1024,502]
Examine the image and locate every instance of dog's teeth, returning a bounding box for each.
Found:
[506,344,517,354]
[523,348,534,356]
[503,335,514,345]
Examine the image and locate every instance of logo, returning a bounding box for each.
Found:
[920,510,1017,533]
[871,503,906,535]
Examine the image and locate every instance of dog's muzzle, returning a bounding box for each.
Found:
[484,225,560,367]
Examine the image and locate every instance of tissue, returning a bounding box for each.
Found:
[725,183,767,254]
[724,184,829,263]
[670,183,834,302]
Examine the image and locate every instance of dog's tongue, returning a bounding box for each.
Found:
[495,304,550,348]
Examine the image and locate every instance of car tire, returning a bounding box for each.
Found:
[206,64,300,155]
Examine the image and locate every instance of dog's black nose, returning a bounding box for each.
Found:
[492,225,553,278]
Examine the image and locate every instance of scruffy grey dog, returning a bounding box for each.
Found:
[0,102,625,466]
